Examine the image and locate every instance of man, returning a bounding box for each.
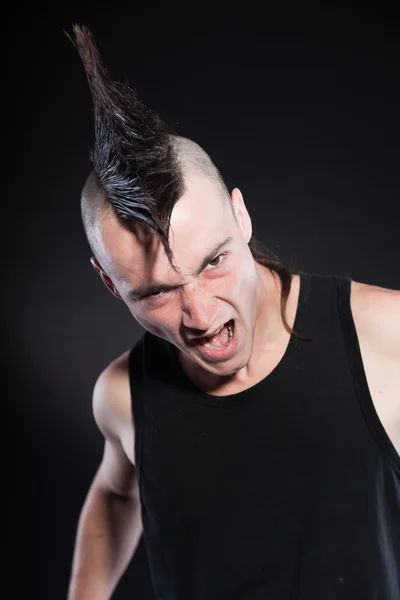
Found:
[67,25,400,600]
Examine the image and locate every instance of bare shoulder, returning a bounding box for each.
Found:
[350,279,400,358]
[350,279,400,455]
[93,349,135,463]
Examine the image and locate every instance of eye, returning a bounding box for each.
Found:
[146,290,165,300]
[208,254,225,268]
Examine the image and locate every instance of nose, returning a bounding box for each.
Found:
[180,282,218,335]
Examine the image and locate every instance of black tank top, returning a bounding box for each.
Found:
[129,271,400,600]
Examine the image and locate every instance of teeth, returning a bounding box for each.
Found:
[207,325,223,338]
[205,321,234,340]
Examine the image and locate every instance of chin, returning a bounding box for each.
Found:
[199,351,249,377]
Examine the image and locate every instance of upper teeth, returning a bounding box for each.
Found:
[207,322,233,338]
[209,325,224,337]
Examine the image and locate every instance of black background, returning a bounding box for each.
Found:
[4,3,399,598]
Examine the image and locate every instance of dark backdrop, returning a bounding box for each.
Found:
[4,3,399,599]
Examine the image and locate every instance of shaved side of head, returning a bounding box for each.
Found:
[80,135,231,262]
[80,171,110,260]
[171,136,229,197]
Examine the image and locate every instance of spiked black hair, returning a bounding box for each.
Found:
[71,24,185,264]
[70,24,308,340]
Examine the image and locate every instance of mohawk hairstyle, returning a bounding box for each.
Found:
[71,24,183,264]
[70,24,309,341]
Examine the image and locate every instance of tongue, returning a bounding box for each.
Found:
[203,324,229,348]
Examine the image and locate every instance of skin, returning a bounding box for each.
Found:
[90,171,301,395]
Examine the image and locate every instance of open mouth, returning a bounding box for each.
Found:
[191,320,237,362]
[196,320,234,348]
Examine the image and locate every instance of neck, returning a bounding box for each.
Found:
[252,262,285,353]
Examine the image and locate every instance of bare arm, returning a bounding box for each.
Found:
[68,352,142,600]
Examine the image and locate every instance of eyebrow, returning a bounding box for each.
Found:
[128,236,234,301]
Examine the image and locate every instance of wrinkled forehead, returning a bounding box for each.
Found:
[98,173,232,286]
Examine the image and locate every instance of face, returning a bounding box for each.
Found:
[93,173,263,378]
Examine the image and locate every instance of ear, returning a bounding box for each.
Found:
[90,257,122,300]
[230,188,252,243]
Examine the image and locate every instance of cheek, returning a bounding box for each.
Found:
[225,259,256,299]
[223,271,241,297]
[130,304,179,338]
